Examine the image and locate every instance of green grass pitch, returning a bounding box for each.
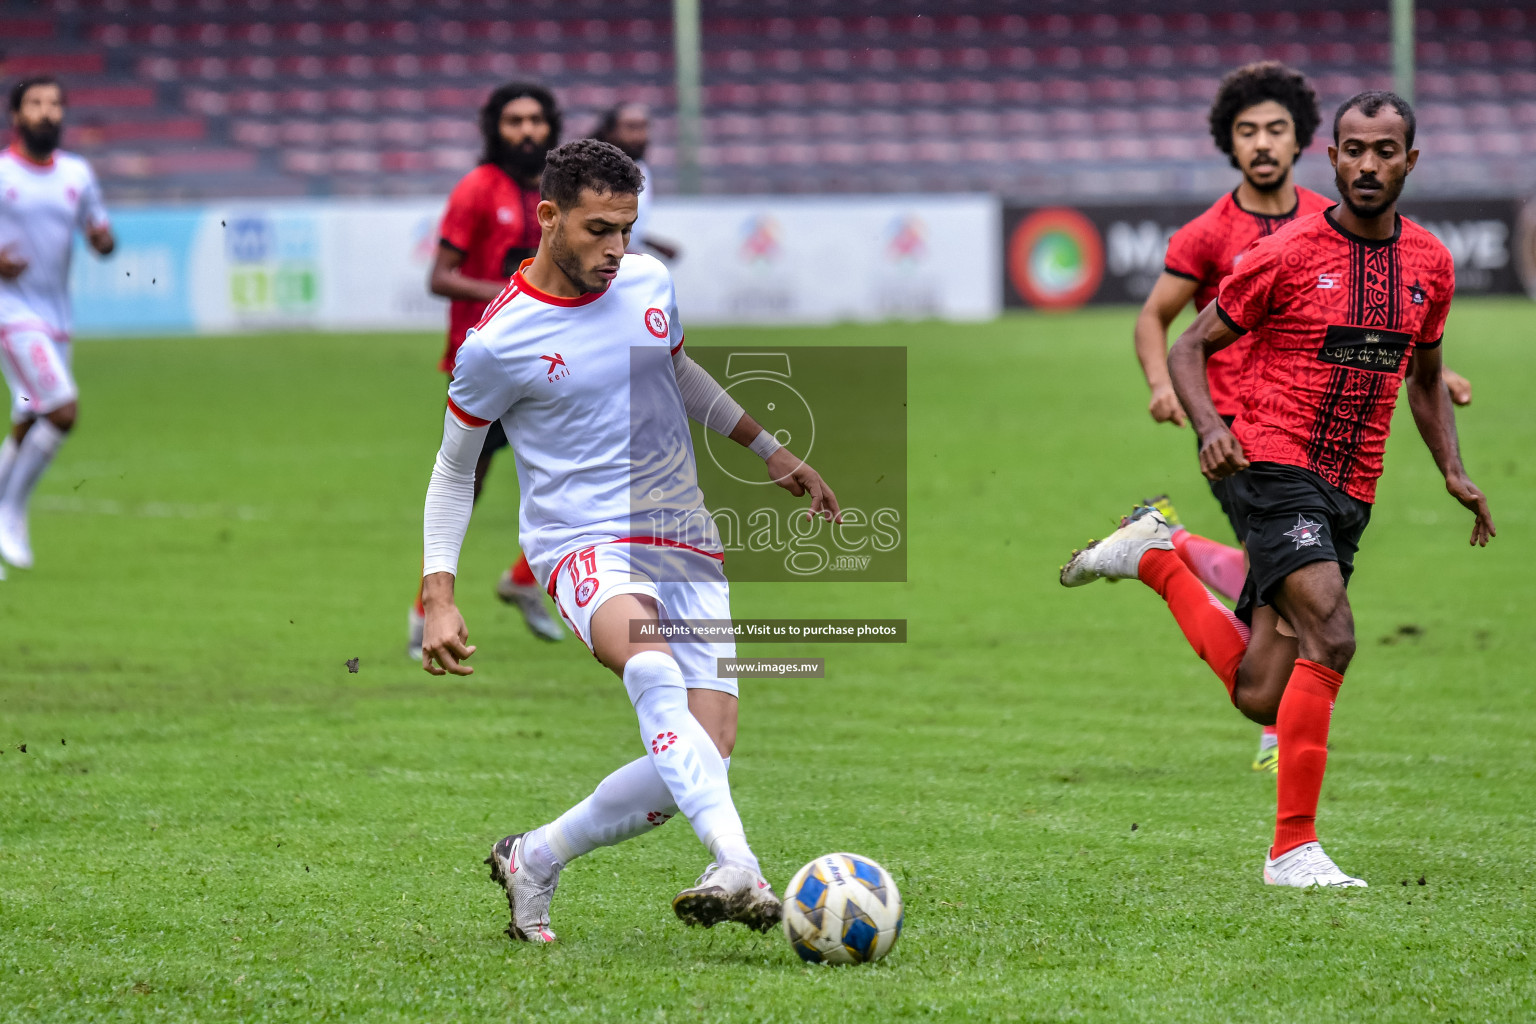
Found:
[2,299,1533,1022]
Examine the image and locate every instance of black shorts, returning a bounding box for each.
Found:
[1228,462,1372,624]
[1202,415,1247,543]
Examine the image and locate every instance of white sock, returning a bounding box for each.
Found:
[521,748,737,882]
[522,755,678,881]
[0,435,19,500]
[0,420,65,517]
[625,650,759,874]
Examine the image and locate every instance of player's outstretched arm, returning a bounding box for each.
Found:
[1169,302,1247,480]
[670,348,841,521]
[1133,272,1199,427]
[421,572,475,676]
[427,242,506,303]
[1407,345,1495,547]
[421,409,489,673]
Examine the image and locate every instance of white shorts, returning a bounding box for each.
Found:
[0,317,75,422]
[548,539,739,697]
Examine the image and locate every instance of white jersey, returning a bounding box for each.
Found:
[0,146,109,335]
[629,158,653,253]
[446,253,719,584]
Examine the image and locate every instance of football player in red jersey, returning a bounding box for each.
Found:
[408,82,566,659]
[1133,63,1331,771]
[1064,92,1494,888]
[1132,63,1470,773]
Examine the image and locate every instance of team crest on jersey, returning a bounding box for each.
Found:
[540,353,569,381]
[1284,514,1325,549]
[574,576,599,607]
[1408,281,1427,305]
[644,307,669,338]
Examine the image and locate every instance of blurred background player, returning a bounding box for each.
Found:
[408,81,565,658]
[0,76,114,575]
[1130,62,1470,773]
[591,103,681,261]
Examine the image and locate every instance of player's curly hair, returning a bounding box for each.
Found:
[478,81,561,164]
[9,75,63,112]
[541,139,645,209]
[1208,62,1320,168]
[1333,90,1416,150]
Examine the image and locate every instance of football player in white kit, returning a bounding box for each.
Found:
[419,140,840,942]
[0,76,114,572]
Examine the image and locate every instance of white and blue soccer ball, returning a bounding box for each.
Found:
[782,853,903,965]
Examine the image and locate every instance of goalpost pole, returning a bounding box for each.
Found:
[1391,0,1415,104]
[673,0,703,195]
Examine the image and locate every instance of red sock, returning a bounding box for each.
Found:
[1273,659,1344,858]
[1169,528,1247,603]
[1137,548,1251,702]
[510,553,537,587]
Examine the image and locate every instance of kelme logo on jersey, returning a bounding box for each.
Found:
[539,353,569,381]
[1006,207,1104,310]
[644,307,669,338]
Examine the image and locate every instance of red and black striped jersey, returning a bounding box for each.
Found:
[1163,186,1334,418]
[1215,210,1455,503]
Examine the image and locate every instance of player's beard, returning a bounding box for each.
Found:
[1336,169,1404,219]
[18,119,62,157]
[492,138,550,182]
[547,223,613,295]
[1242,156,1287,194]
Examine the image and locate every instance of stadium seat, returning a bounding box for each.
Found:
[13,0,1533,200]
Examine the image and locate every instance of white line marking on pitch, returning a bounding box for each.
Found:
[35,496,268,521]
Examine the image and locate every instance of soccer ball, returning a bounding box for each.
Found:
[782,852,903,965]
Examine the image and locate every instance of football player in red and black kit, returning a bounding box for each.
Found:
[408,82,566,659]
[1132,63,1470,773]
[1064,92,1495,888]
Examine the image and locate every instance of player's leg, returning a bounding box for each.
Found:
[0,414,30,576]
[490,548,770,939]
[1234,480,1370,887]
[0,324,77,569]
[1148,491,1280,771]
[1062,505,1297,749]
[496,552,564,642]
[1261,559,1365,887]
[1148,493,1248,602]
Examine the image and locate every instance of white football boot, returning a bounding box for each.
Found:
[1059,505,1173,587]
[496,569,565,642]
[1263,842,1368,888]
[673,862,782,932]
[0,508,33,569]
[485,833,559,942]
[406,607,424,662]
